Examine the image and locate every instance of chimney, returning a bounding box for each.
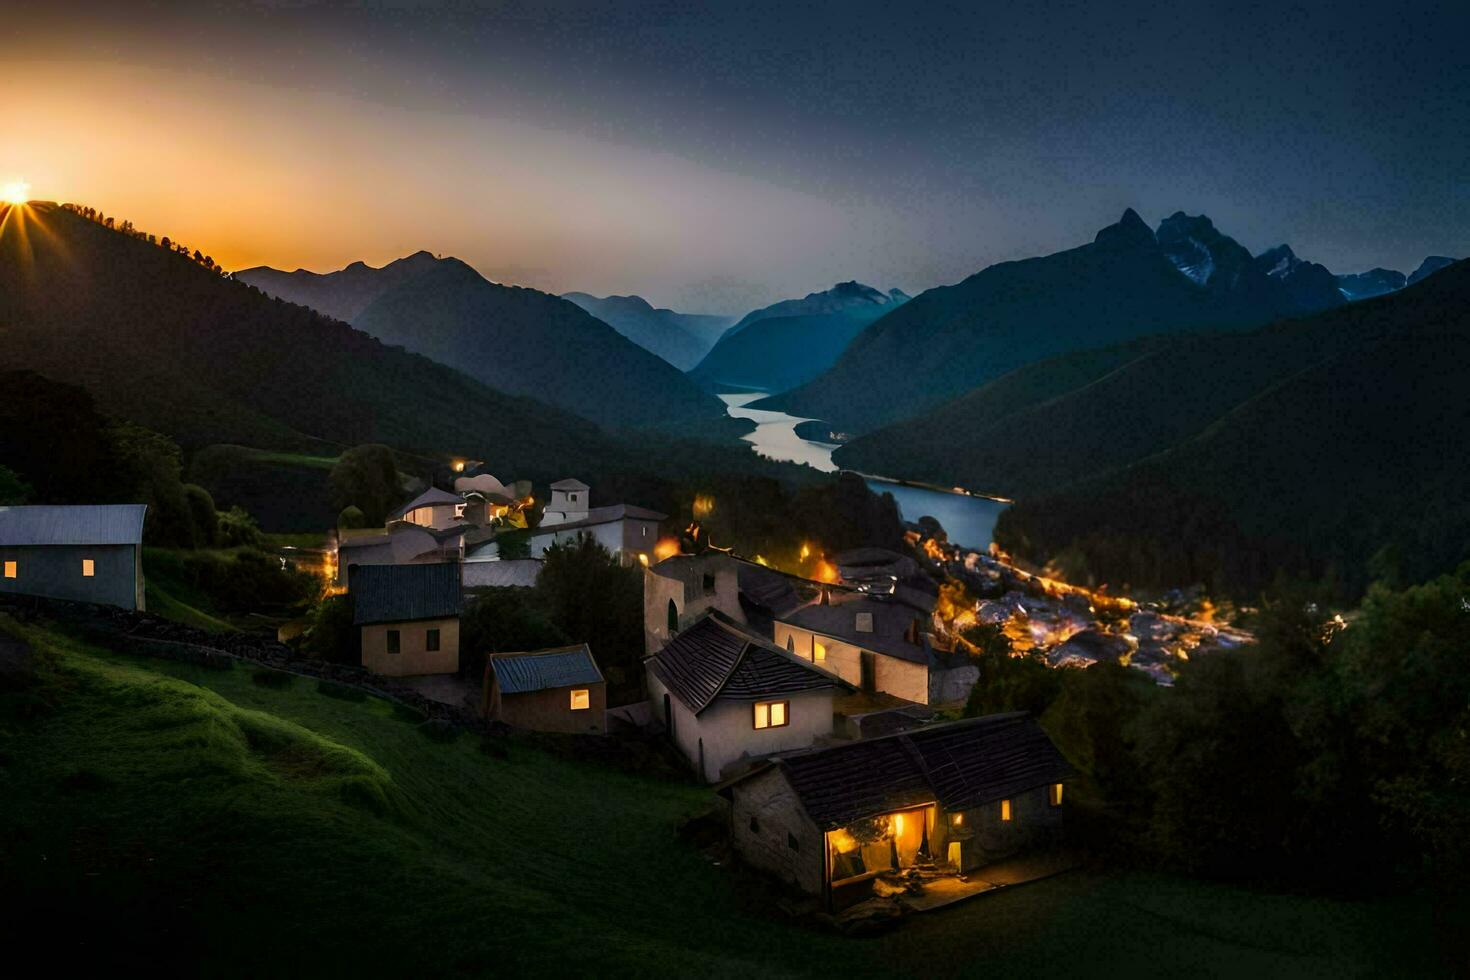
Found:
[819,586,830,606]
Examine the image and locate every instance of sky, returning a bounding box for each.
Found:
[2,0,1466,313]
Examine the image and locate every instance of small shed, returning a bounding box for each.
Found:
[0,504,148,610]
[485,644,606,734]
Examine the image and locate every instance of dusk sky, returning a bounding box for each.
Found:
[5,0,1466,312]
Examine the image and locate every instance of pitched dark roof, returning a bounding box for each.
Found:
[550,478,590,491]
[391,486,464,519]
[350,562,464,625]
[648,612,844,715]
[0,505,147,546]
[778,594,933,664]
[529,503,666,535]
[725,713,1073,828]
[491,644,603,694]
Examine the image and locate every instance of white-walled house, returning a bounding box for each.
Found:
[391,487,467,530]
[526,479,664,564]
[645,612,850,783]
[643,551,804,654]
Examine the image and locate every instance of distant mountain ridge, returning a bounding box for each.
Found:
[237,251,441,323]
[759,209,1344,434]
[690,281,909,393]
[240,253,734,433]
[0,204,612,472]
[561,292,733,370]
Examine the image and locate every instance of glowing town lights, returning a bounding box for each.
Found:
[1,180,29,204]
[799,543,811,560]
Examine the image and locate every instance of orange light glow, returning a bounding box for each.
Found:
[653,537,681,561]
[893,812,905,834]
[812,559,839,584]
[1,181,30,204]
[692,494,715,519]
[799,543,811,560]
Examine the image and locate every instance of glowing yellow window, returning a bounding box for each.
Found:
[753,700,788,729]
[813,641,827,663]
[82,559,95,577]
[569,689,590,711]
[1049,783,1064,807]
[1000,799,1012,822]
[950,811,964,827]
[3,560,15,579]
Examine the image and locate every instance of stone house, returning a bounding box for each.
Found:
[349,562,463,677]
[643,550,802,655]
[485,644,606,734]
[0,504,147,611]
[645,611,849,783]
[718,712,1071,909]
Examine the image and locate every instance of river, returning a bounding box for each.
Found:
[720,392,1010,550]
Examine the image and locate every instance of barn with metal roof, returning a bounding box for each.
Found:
[0,504,148,610]
[486,644,607,735]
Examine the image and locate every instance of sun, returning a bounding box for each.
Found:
[2,180,31,204]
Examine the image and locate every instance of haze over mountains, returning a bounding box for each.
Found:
[688,281,908,393]
[238,254,733,433]
[560,292,733,370]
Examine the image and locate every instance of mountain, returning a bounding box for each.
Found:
[1252,244,1344,313]
[842,259,1470,598]
[760,210,1341,435]
[1336,267,1406,301]
[1408,256,1457,286]
[688,282,909,393]
[237,251,441,323]
[0,203,611,471]
[349,260,734,432]
[560,292,733,370]
[242,253,734,433]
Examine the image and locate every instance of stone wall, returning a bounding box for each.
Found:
[727,767,825,896]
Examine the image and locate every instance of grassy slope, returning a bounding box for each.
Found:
[0,620,1441,977]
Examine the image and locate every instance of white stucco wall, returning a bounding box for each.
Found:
[646,665,834,783]
[772,622,930,705]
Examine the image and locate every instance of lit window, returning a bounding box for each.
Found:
[570,689,590,710]
[1000,799,1012,822]
[753,700,789,729]
[82,558,95,577]
[386,630,401,654]
[426,628,441,652]
[1049,783,1064,807]
[813,641,827,663]
[950,812,964,827]
[3,560,14,579]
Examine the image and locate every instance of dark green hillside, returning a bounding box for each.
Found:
[990,261,1470,597]
[354,259,736,433]
[0,203,609,469]
[691,311,887,394]
[763,210,1335,435]
[0,619,1441,976]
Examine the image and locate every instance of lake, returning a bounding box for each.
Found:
[720,392,1009,550]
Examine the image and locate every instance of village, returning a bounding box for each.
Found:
[0,461,1251,923]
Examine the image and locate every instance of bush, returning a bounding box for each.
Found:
[251,669,293,689]
[337,506,367,530]
[183,484,219,547]
[303,594,358,665]
[217,506,262,548]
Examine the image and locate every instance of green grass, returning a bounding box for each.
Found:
[237,449,340,470]
[0,617,1447,977]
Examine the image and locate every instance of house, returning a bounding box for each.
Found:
[349,562,464,676]
[527,479,664,564]
[0,504,147,611]
[643,550,802,654]
[645,611,849,783]
[454,470,532,527]
[334,523,463,587]
[391,486,468,530]
[773,591,978,705]
[718,712,1071,909]
[485,644,606,734]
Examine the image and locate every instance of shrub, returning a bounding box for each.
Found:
[251,669,294,689]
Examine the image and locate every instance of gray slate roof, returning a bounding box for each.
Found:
[462,559,543,589]
[648,611,844,715]
[350,562,464,625]
[550,478,590,491]
[0,505,147,546]
[491,644,603,694]
[726,712,1072,829]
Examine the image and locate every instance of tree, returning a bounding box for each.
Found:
[329,445,403,526]
[0,464,30,505]
[537,534,644,702]
[460,589,568,682]
[182,484,220,548]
